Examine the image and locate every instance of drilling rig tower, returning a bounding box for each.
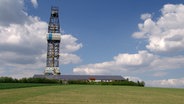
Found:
[45,7,61,75]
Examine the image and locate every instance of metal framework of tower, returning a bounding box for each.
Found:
[45,7,61,75]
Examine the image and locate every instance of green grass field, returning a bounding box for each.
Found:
[0,85,184,104]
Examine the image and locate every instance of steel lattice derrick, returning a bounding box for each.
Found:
[45,7,61,75]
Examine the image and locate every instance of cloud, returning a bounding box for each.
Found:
[0,17,47,62]
[0,0,29,26]
[0,0,82,78]
[153,72,167,77]
[146,77,184,88]
[150,56,184,70]
[59,35,83,65]
[140,13,152,20]
[73,51,156,75]
[132,4,184,53]
[31,0,38,8]
[61,34,83,53]
[114,51,156,66]
[60,53,82,64]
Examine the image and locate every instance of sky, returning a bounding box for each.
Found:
[0,0,184,88]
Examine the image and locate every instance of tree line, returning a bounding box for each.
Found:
[0,77,145,87]
[67,79,145,87]
[0,77,59,83]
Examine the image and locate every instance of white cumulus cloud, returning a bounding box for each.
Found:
[133,4,184,53]
[60,53,82,64]
[140,13,152,20]
[61,34,83,53]
[73,50,158,75]
[31,0,38,8]
[146,77,184,88]
[0,0,28,26]
[114,51,156,66]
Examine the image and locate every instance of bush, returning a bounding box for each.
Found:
[0,77,60,84]
[19,77,59,83]
[67,80,89,84]
[101,80,145,87]
[0,77,17,83]
[66,80,145,87]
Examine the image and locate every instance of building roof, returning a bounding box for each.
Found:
[33,74,125,81]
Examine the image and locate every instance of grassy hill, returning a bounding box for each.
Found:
[0,85,184,104]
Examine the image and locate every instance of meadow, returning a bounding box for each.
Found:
[0,84,184,104]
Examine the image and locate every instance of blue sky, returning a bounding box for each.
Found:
[1,0,184,88]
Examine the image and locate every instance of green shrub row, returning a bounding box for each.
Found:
[100,80,145,87]
[0,83,53,90]
[67,80,145,87]
[0,77,59,84]
[0,77,145,87]
[67,80,90,85]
